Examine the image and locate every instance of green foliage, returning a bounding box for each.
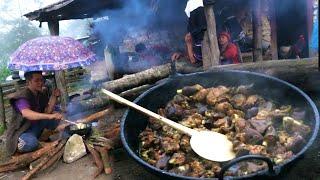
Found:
[0,65,10,82]
[0,18,42,82]
[0,123,5,135]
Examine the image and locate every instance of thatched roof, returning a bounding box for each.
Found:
[24,0,124,22]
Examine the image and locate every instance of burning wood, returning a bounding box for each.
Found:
[77,108,112,124]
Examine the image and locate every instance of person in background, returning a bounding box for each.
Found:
[235,3,271,53]
[218,31,240,65]
[171,33,203,66]
[279,35,306,59]
[5,71,63,155]
[171,0,206,65]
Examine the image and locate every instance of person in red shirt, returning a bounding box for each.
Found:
[218,31,240,65]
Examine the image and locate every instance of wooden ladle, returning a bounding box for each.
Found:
[101,89,235,162]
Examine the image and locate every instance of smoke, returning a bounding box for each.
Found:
[92,0,188,45]
[87,0,188,75]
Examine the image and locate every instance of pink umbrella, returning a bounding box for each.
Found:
[8,36,97,71]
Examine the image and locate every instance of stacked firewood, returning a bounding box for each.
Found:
[0,140,66,180]
[0,108,121,179]
[85,122,120,178]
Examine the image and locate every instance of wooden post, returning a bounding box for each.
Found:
[306,0,314,58]
[252,0,263,62]
[203,5,220,69]
[269,0,278,60]
[48,20,59,36]
[48,19,68,111]
[55,71,68,112]
[0,86,5,133]
[13,81,20,92]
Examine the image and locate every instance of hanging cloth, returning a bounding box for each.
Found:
[185,0,204,18]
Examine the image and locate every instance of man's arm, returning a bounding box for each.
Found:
[21,109,62,121]
[15,98,62,121]
[185,33,197,64]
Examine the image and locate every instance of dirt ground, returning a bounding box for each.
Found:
[1,148,160,180]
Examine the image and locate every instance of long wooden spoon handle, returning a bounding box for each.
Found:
[101,89,197,136]
[62,119,78,125]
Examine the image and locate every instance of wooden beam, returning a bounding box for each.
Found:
[269,0,278,60]
[252,0,263,62]
[203,5,220,69]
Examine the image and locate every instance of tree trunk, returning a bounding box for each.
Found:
[208,58,319,93]
[102,64,171,93]
[203,5,220,69]
[252,0,263,62]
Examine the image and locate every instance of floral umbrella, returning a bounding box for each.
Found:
[8,36,97,71]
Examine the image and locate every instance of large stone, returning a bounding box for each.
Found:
[63,134,87,163]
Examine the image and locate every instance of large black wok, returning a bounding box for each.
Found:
[120,70,319,179]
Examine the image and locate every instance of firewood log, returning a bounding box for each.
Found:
[76,108,112,124]
[22,140,66,180]
[0,141,59,173]
[94,146,112,175]
[29,145,64,172]
[39,147,64,172]
[102,64,171,93]
[86,143,103,178]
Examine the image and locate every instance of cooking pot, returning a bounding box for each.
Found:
[66,123,92,136]
[121,70,319,179]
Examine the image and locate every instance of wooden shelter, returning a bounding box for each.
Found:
[24,0,318,63]
[22,0,319,105]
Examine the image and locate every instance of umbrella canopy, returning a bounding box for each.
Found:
[8,36,97,71]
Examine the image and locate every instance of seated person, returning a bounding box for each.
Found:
[5,71,63,155]
[236,5,271,53]
[218,31,240,65]
[171,33,203,66]
[171,32,240,66]
[279,35,306,59]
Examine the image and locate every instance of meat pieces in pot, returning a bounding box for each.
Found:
[139,84,311,178]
